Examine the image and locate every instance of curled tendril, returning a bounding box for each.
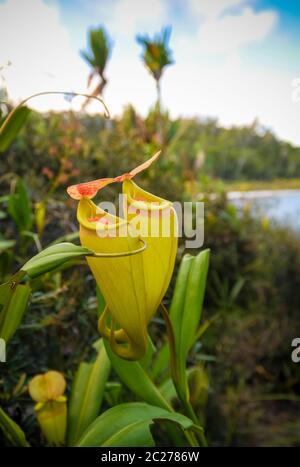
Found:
[98,308,146,360]
[98,306,128,343]
[0,90,110,136]
[87,238,147,258]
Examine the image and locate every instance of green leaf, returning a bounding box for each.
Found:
[0,278,31,342]
[159,368,204,405]
[170,255,194,352]
[76,402,193,447]
[0,195,10,204]
[0,106,31,153]
[67,339,111,446]
[8,179,33,233]
[104,341,171,411]
[151,342,169,382]
[104,382,122,406]
[159,377,176,403]
[181,250,210,351]
[0,406,30,446]
[35,201,46,237]
[0,239,15,253]
[22,242,92,279]
[170,250,210,397]
[139,336,156,372]
[48,231,79,246]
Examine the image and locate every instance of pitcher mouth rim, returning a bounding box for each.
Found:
[77,197,129,232]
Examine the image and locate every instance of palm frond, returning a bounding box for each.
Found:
[136,26,174,82]
[80,50,95,68]
[81,26,112,76]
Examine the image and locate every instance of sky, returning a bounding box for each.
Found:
[0,0,300,145]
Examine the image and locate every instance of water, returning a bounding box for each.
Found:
[228,189,300,229]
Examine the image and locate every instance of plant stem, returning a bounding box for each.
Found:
[160,303,208,447]
[156,80,161,110]
[179,393,208,447]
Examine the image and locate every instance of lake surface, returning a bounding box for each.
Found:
[228,189,300,229]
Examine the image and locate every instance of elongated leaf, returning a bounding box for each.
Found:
[170,254,194,352]
[35,201,46,238]
[104,382,122,406]
[159,377,176,403]
[49,231,79,246]
[0,240,15,253]
[151,342,169,382]
[0,406,30,446]
[67,339,110,446]
[8,179,33,233]
[104,341,171,411]
[0,106,31,153]
[0,279,31,342]
[181,250,210,351]
[139,336,156,372]
[76,402,193,447]
[159,368,203,405]
[170,250,210,397]
[22,242,92,279]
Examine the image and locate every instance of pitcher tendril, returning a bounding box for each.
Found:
[0,91,110,140]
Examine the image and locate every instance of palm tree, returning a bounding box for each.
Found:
[80,26,112,99]
[136,27,174,107]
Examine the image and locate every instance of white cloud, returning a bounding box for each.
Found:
[197,7,277,53]
[164,2,298,145]
[109,0,168,35]
[188,0,246,19]
[185,0,278,55]
[0,0,87,110]
[163,57,300,145]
